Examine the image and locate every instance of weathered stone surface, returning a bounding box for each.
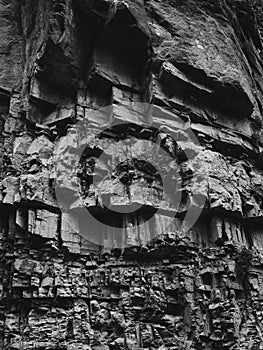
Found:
[1,1,263,350]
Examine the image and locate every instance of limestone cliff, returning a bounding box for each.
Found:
[1,1,263,349]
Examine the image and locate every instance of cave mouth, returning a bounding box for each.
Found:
[94,5,150,89]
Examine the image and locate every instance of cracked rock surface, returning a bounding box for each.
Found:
[1,0,263,349]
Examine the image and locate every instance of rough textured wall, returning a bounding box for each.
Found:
[1,0,263,349]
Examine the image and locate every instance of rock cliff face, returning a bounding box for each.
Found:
[1,0,263,349]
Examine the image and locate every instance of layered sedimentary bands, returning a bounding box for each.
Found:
[1,0,263,349]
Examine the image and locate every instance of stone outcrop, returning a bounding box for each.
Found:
[1,0,263,349]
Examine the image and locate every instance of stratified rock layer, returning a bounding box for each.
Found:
[1,0,263,349]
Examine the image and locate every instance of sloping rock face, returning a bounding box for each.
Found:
[1,0,263,349]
